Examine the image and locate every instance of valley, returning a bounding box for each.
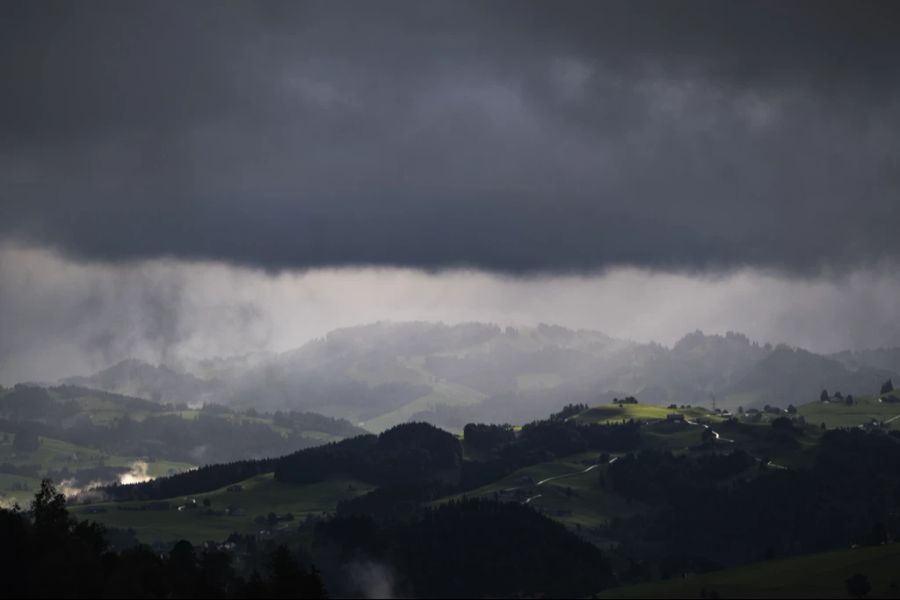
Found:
[53,390,900,593]
[3,325,900,597]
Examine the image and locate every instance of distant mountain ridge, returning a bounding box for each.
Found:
[63,358,219,405]
[726,345,896,409]
[60,322,900,432]
[829,347,900,376]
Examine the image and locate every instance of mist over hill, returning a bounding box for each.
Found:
[64,359,220,406]
[829,347,900,376]
[61,322,899,432]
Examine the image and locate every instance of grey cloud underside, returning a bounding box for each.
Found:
[2,1,900,273]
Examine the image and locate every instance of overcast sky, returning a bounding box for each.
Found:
[2,1,900,383]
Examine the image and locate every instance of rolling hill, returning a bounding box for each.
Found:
[63,358,219,405]
[51,395,900,597]
[724,345,896,410]
[72,397,842,544]
[60,322,900,433]
[0,384,365,505]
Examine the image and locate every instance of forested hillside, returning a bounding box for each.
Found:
[27,396,900,597]
[0,384,364,505]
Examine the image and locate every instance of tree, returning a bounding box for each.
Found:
[4,484,324,597]
[820,389,830,402]
[168,540,199,597]
[786,404,797,414]
[31,479,71,541]
[771,417,797,434]
[846,573,871,598]
[881,379,894,394]
[268,545,326,599]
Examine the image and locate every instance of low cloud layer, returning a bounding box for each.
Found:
[2,1,899,274]
[2,243,900,385]
[3,3,899,383]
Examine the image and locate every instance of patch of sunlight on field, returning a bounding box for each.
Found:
[799,394,900,430]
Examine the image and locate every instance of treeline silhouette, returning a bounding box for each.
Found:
[104,413,641,502]
[275,422,461,485]
[461,417,641,489]
[314,498,613,598]
[104,422,460,501]
[330,417,643,526]
[0,480,326,598]
[104,457,276,502]
[5,481,612,597]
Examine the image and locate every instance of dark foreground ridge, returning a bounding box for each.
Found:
[6,396,900,598]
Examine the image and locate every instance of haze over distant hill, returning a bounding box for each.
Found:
[62,322,899,432]
[829,347,900,376]
[64,358,219,406]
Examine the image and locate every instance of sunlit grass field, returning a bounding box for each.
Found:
[798,393,900,430]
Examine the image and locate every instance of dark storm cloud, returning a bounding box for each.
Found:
[2,0,899,273]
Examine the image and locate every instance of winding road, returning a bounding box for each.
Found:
[535,462,605,486]
[684,418,789,469]
[517,457,619,505]
[685,419,735,443]
[519,414,795,510]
